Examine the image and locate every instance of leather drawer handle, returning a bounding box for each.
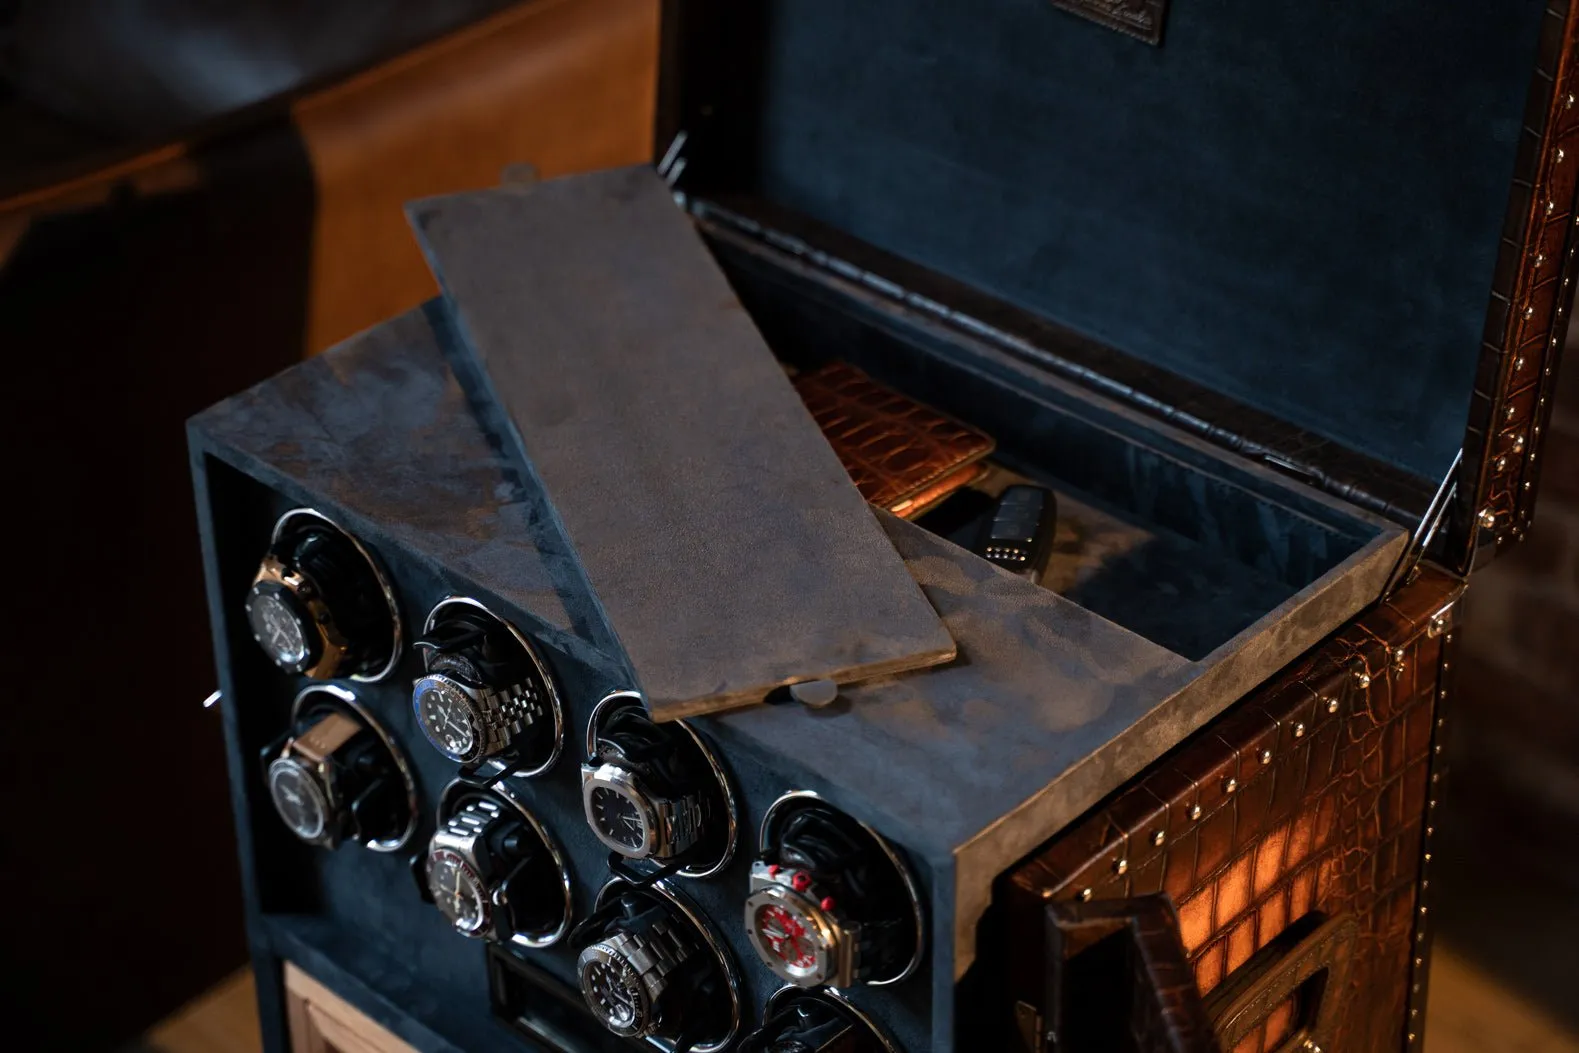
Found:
[1202,914,1358,1053]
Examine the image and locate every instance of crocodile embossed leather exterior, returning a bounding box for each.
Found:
[1005,565,1463,1053]
[793,361,996,518]
[1456,3,1579,570]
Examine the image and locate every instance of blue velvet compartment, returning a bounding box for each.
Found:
[669,0,1548,482]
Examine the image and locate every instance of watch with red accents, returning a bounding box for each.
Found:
[743,802,917,989]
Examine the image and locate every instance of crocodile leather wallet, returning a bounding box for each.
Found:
[794,362,995,518]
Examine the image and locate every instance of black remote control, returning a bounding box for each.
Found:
[974,485,1058,584]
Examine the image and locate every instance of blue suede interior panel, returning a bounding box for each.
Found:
[718,0,1547,479]
[406,168,956,721]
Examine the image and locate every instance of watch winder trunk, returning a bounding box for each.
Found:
[1000,564,1462,1053]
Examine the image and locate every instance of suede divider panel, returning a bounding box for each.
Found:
[407,168,956,720]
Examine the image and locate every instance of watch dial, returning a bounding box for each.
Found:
[579,953,647,1036]
[752,901,826,980]
[589,784,648,854]
[414,677,481,762]
[247,588,310,670]
[426,847,490,936]
[267,759,329,842]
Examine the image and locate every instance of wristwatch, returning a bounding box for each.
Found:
[744,861,862,988]
[245,519,396,680]
[265,711,362,849]
[576,915,697,1039]
[581,754,706,861]
[425,797,506,937]
[413,671,545,766]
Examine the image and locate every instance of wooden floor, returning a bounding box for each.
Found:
[131,944,1579,1053]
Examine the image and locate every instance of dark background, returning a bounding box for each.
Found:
[0,1,653,1049]
[1,1,1575,1050]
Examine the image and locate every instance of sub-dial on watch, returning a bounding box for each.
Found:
[581,704,708,864]
[570,883,736,1047]
[745,800,922,989]
[412,605,559,771]
[421,795,570,945]
[264,708,407,850]
[245,512,398,680]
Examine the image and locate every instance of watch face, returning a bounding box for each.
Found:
[587,782,650,856]
[748,896,827,978]
[577,948,649,1037]
[246,585,311,671]
[426,847,491,936]
[413,676,482,762]
[267,757,330,843]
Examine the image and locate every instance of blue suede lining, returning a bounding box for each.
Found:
[714,0,1546,479]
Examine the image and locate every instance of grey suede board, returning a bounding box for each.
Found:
[404,166,957,721]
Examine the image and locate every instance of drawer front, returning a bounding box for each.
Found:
[1005,566,1463,1053]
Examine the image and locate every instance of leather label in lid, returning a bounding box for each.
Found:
[1049,0,1168,44]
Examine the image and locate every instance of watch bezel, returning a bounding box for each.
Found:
[412,672,488,764]
[426,845,493,937]
[266,753,333,844]
[290,683,419,852]
[244,578,319,674]
[581,762,660,859]
[743,882,842,988]
[576,940,654,1038]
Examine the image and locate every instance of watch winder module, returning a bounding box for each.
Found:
[244,509,402,681]
[737,988,901,1053]
[581,691,738,877]
[262,684,417,852]
[418,781,573,947]
[411,596,566,775]
[745,794,924,989]
[569,875,741,1050]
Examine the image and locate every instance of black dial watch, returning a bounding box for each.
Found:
[420,791,571,946]
[569,881,737,1048]
[245,511,399,680]
[745,799,922,989]
[412,601,561,772]
[264,706,408,850]
[581,699,719,866]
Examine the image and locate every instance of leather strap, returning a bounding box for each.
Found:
[291,710,360,765]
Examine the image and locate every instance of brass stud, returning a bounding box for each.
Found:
[1152,831,1166,847]
[1114,858,1128,876]
[1080,887,1093,902]
[1567,93,1575,108]
[1420,905,1428,915]
[1429,799,1437,810]
[1427,825,1435,836]
[1190,804,1202,821]
[1294,722,1307,738]
[1514,433,1527,452]
[1355,668,1372,690]
[1537,252,1548,267]
[1431,773,1440,784]
[1425,853,1432,862]
[1506,404,1518,420]
[1478,507,1498,530]
[1497,455,1509,471]
[1327,697,1341,714]
[1527,303,1538,317]
[1260,749,1273,764]
[1415,957,1424,967]
[1224,777,1239,794]
[1526,481,1534,491]
[1514,356,1525,372]
[1547,200,1557,216]
[1560,148,1568,163]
